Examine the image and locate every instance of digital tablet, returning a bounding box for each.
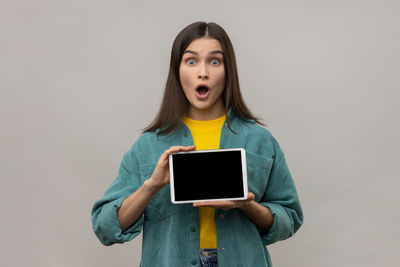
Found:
[169,148,248,204]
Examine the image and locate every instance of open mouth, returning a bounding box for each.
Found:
[196,85,210,96]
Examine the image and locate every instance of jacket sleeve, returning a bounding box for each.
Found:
[259,141,303,246]
[91,147,144,246]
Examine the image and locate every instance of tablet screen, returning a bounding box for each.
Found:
[169,148,247,203]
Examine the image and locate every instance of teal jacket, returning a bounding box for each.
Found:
[91,110,303,267]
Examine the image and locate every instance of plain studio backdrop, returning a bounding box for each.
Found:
[1,0,399,266]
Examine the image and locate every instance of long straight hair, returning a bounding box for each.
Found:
[143,22,264,135]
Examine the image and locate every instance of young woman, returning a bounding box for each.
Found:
[91,22,303,267]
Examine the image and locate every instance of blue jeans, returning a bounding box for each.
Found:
[200,249,218,267]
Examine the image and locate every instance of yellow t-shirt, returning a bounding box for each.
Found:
[183,115,226,249]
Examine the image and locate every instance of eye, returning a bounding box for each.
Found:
[210,58,221,65]
[186,59,195,65]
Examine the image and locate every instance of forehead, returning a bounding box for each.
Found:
[184,37,223,53]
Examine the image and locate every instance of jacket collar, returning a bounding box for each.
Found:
[227,108,255,123]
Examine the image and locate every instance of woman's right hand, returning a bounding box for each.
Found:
[147,145,196,190]
[118,144,196,231]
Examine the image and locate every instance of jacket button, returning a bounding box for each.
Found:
[184,131,188,137]
[191,259,197,265]
[220,214,224,218]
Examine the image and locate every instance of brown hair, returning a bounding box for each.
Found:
[143,21,264,135]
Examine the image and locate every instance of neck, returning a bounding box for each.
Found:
[186,101,225,121]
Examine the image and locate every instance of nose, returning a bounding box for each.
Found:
[197,62,209,80]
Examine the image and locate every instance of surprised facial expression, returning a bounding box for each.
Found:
[179,37,226,119]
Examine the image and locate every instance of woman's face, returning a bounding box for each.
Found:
[179,37,225,120]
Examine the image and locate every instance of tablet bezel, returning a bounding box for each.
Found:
[169,148,248,204]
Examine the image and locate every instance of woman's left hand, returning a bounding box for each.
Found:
[193,192,255,210]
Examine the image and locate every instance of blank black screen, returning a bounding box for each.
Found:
[172,150,244,201]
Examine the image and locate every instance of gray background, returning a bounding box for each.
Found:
[1,0,399,266]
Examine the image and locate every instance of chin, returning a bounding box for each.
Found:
[192,102,214,111]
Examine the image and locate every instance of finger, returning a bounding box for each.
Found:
[160,146,185,161]
[181,145,196,151]
[247,192,255,201]
[165,145,196,156]
[193,201,233,209]
[158,146,196,167]
[193,201,217,207]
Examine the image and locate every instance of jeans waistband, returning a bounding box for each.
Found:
[200,249,217,257]
[200,248,218,265]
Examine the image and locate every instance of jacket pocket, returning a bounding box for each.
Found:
[246,151,274,202]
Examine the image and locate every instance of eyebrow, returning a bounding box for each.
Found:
[183,50,224,56]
